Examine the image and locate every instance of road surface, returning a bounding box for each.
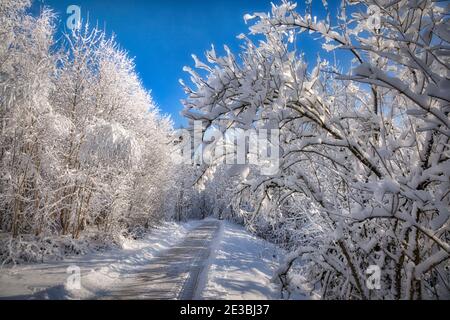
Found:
[97,219,221,300]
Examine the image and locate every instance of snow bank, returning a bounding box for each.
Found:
[199,220,307,300]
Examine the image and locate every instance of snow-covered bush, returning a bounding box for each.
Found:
[181,0,449,299]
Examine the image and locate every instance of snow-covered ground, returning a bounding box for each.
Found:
[0,219,309,300]
[0,221,201,299]
[198,220,285,300]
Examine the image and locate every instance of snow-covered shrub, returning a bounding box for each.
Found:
[0,230,127,265]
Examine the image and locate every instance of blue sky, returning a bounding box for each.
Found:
[33,0,342,127]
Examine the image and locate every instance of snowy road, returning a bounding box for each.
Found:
[1,219,289,300]
[97,220,221,300]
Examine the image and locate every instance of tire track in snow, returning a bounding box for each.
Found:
[178,220,222,300]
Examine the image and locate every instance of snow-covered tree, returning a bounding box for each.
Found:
[0,1,176,263]
[181,0,449,299]
[0,0,56,239]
